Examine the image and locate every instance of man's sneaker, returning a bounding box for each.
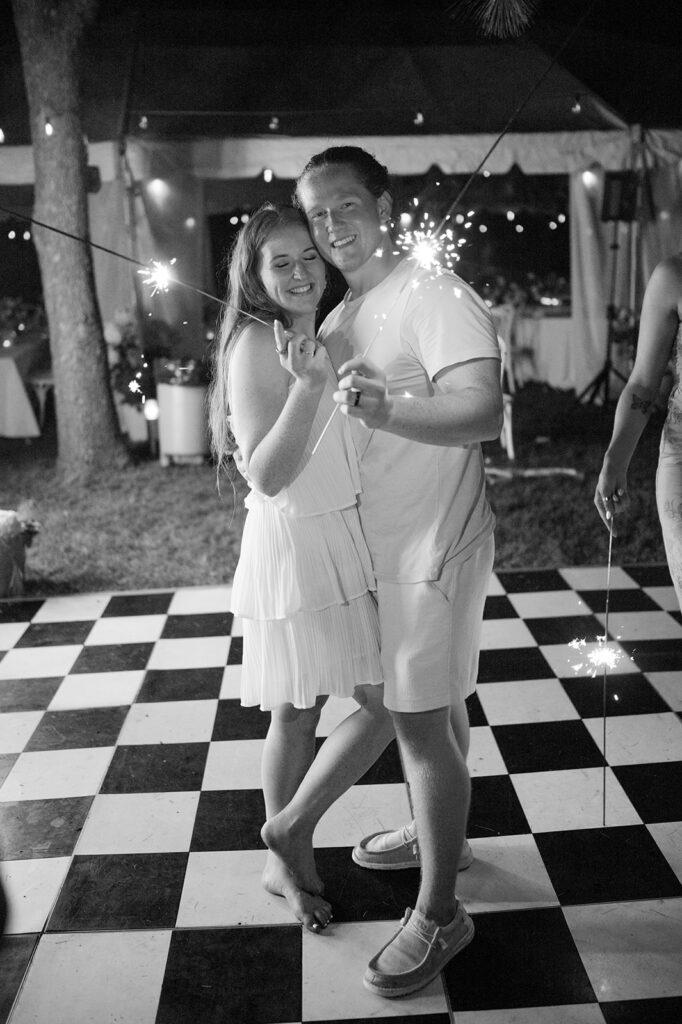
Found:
[352,824,474,872]
[364,903,474,998]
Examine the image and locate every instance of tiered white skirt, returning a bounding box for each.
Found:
[232,501,383,710]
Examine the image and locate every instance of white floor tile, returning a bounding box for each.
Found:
[560,566,641,591]
[75,791,200,854]
[48,671,145,710]
[456,835,558,913]
[477,679,579,725]
[167,586,232,615]
[117,699,218,745]
[487,574,506,596]
[84,614,167,645]
[0,746,114,801]
[316,695,357,737]
[594,610,682,642]
[177,850,293,927]
[202,738,264,790]
[455,1003,607,1024]
[511,767,641,833]
[146,635,230,670]
[508,590,591,618]
[31,593,113,623]
[0,622,29,649]
[583,712,682,765]
[1,856,71,934]
[646,671,682,712]
[643,585,680,611]
[0,710,43,753]
[480,618,537,649]
[0,645,81,680]
[313,783,412,848]
[564,898,682,1000]
[648,822,682,884]
[468,725,508,776]
[219,664,242,700]
[8,930,172,1024]
[302,919,449,1019]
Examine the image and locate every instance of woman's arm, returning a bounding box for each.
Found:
[595,256,682,532]
[229,322,328,496]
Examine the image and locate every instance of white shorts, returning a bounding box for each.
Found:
[377,535,495,713]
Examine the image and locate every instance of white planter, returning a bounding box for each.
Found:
[157,383,209,466]
[118,402,148,443]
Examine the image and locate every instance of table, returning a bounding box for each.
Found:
[0,334,50,438]
[514,312,573,391]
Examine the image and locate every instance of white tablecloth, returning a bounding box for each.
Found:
[0,336,49,438]
[514,314,574,391]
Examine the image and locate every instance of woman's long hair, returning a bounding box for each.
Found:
[208,203,312,478]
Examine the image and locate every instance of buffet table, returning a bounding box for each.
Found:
[514,311,574,391]
[0,334,50,438]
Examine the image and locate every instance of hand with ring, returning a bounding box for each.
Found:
[334,355,390,428]
[273,319,326,390]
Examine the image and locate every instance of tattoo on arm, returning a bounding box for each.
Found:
[631,394,652,415]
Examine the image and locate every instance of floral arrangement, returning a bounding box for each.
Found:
[0,501,40,599]
[105,310,177,407]
[0,297,47,345]
[154,357,210,387]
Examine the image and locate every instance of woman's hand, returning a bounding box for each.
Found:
[594,461,627,536]
[274,320,327,391]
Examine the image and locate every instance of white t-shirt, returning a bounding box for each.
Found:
[319,258,501,583]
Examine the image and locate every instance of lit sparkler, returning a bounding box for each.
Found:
[137,258,177,297]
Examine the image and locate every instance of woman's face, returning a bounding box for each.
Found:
[258,223,326,316]
[297,164,391,277]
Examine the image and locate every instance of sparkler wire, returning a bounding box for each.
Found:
[602,515,614,827]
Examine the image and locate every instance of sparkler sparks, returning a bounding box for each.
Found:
[396,223,460,274]
[568,635,622,676]
[138,259,177,297]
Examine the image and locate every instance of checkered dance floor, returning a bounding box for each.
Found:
[0,563,681,1023]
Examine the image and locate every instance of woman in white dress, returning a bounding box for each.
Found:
[208,204,391,930]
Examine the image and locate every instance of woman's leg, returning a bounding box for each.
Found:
[261,683,395,888]
[260,698,333,930]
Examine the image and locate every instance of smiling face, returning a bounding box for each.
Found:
[258,223,326,318]
[297,164,392,281]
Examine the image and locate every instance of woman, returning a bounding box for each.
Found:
[208,203,389,931]
[595,253,682,609]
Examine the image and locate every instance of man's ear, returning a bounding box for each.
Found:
[377,190,393,224]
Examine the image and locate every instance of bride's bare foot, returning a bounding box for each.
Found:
[262,852,332,933]
[261,814,323,896]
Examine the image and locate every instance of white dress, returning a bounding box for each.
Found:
[230,353,382,709]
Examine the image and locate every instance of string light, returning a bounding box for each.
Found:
[44,118,53,137]
[571,95,582,114]
[263,168,273,183]
[0,129,4,144]
[268,116,280,131]
[138,115,149,130]
[413,111,425,126]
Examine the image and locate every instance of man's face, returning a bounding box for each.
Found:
[297,164,390,276]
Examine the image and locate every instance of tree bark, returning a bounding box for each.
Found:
[11,0,129,481]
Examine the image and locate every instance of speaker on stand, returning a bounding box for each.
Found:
[574,170,639,407]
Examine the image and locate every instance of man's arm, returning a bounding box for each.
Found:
[335,355,503,446]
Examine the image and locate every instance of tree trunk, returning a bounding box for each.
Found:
[11,0,129,482]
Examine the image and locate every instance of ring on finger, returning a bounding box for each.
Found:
[351,389,361,408]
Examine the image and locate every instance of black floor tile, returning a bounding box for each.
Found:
[535,825,682,904]
[102,592,174,616]
[496,569,571,593]
[478,647,555,682]
[314,846,419,922]
[622,564,673,587]
[137,667,224,702]
[468,774,531,838]
[0,934,39,1024]
[161,612,233,638]
[69,642,154,674]
[47,852,188,930]
[156,926,301,1024]
[212,700,270,740]
[601,996,682,1024]
[100,742,209,793]
[313,1018,449,1024]
[621,640,682,673]
[0,796,93,859]
[466,690,488,727]
[525,614,604,646]
[613,762,682,823]
[0,754,17,787]
[352,738,404,785]
[493,720,604,773]
[14,620,94,647]
[0,675,63,712]
[561,673,672,718]
[190,790,266,852]
[227,636,243,664]
[577,588,661,613]
[0,599,43,623]
[483,595,518,619]
[24,706,129,751]
[443,907,596,1011]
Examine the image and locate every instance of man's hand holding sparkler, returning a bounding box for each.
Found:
[335,356,391,429]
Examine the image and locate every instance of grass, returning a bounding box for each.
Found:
[0,384,667,597]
